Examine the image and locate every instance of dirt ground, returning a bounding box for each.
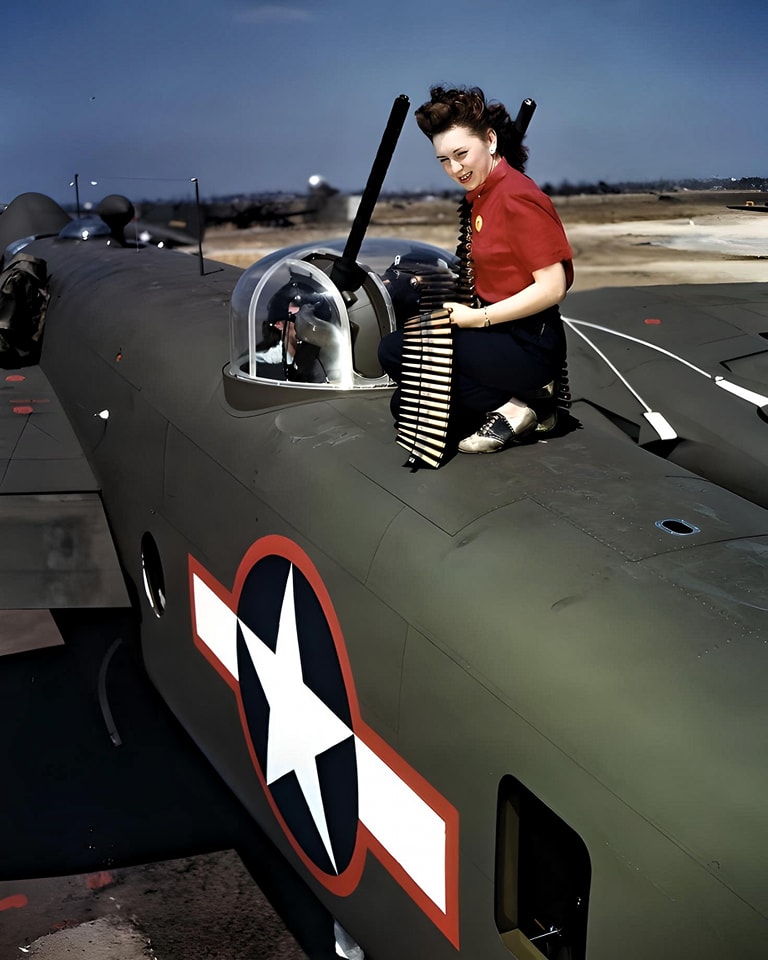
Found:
[0,851,306,959]
[202,189,768,290]
[1,189,765,960]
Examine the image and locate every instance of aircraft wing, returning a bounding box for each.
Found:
[563,282,768,508]
[0,363,130,654]
[0,362,288,889]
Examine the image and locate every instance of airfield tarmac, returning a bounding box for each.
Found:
[202,188,768,289]
[1,190,765,959]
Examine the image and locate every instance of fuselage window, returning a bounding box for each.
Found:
[140,532,166,618]
[495,775,591,960]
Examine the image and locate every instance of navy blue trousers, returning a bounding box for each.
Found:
[378,308,566,416]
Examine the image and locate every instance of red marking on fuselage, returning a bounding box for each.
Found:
[5,375,25,382]
[644,318,662,325]
[8,397,49,415]
[0,893,28,911]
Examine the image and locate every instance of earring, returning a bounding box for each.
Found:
[490,143,496,155]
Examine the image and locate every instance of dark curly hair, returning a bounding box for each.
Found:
[414,85,528,173]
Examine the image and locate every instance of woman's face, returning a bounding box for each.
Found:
[432,125,496,192]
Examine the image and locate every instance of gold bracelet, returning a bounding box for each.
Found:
[483,306,490,327]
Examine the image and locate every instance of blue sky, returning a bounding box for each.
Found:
[3,0,767,205]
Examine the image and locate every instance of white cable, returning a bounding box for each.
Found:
[562,314,768,434]
[563,318,678,439]
[564,320,652,412]
[563,317,713,379]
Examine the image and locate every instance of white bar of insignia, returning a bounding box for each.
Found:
[355,737,447,913]
[193,575,240,681]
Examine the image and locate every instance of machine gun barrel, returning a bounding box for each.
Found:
[331,94,410,295]
[514,98,536,135]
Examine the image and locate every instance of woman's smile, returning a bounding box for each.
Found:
[432,125,495,192]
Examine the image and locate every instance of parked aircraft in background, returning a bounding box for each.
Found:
[128,173,346,244]
[727,200,768,212]
[0,174,347,253]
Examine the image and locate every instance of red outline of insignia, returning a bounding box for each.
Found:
[189,535,460,948]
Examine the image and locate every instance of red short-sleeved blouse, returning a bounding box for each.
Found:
[465,159,573,304]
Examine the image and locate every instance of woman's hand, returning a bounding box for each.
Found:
[443,302,484,328]
[445,263,568,329]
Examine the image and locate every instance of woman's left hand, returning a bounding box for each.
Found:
[444,263,568,330]
[444,302,483,328]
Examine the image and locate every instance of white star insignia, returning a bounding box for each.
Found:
[239,567,353,872]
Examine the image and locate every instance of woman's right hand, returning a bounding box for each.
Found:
[443,302,483,328]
